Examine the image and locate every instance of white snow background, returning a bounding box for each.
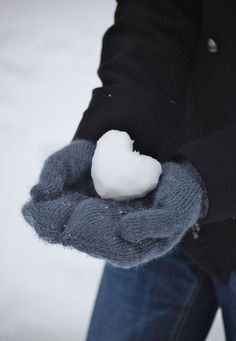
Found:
[0,0,225,340]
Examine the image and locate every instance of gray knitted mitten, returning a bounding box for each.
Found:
[22,139,96,243]
[61,161,208,267]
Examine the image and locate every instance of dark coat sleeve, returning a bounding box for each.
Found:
[73,0,201,159]
[172,125,236,224]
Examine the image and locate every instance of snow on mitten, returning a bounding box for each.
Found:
[61,161,209,267]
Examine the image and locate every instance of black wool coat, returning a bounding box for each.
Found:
[73,0,236,284]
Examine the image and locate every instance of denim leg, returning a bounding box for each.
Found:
[86,250,218,341]
[213,272,236,341]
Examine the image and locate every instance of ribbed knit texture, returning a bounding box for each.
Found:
[61,161,208,267]
[117,162,208,245]
[22,139,208,267]
[22,139,96,243]
[30,139,96,201]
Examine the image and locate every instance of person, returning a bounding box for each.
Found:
[22,0,236,340]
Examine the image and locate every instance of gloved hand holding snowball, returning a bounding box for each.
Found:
[22,130,209,267]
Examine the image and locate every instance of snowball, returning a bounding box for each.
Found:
[91,130,162,200]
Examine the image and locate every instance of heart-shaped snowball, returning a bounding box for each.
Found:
[91,130,162,200]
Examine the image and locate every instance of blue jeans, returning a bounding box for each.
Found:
[86,250,236,341]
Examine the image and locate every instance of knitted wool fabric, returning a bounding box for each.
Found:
[22,138,208,267]
[30,139,96,201]
[118,161,209,244]
[22,139,96,243]
[60,161,208,267]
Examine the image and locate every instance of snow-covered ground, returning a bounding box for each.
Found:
[0,0,225,340]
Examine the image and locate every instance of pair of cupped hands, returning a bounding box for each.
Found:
[22,139,207,267]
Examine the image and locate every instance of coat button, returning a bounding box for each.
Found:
[207,38,218,53]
